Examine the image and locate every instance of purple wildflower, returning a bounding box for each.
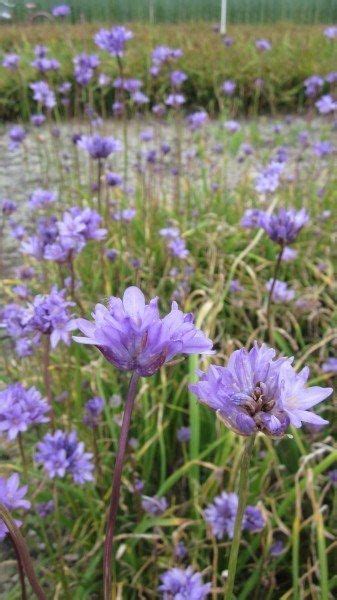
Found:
[83,396,104,428]
[187,111,208,131]
[170,70,187,88]
[313,141,334,157]
[204,492,238,538]
[328,469,337,486]
[255,162,284,194]
[260,208,309,245]
[112,209,136,222]
[0,383,49,441]
[52,4,71,17]
[242,505,266,532]
[190,343,331,437]
[35,430,94,484]
[94,26,133,56]
[74,286,214,377]
[30,81,56,109]
[28,188,57,209]
[73,53,100,86]
[168,237,189,259]
[265,279,295,303]
[106,172,122,187]
[27,286,77,348]
[0,474,30,541]
[255,39,272,51]
[304,75,324,98]
[270,540,286,556]
[241,208,264,229]
[159,567,211,599]
[30,114,46,127]
[165,93,185,108]
[322,358,337,373]
[177,426,191,443]
[2,53,20,71]
[324,26,337,40]
[8,126,26,150]
[36,500,55,517]
[281,247,298,262]
[141,495,168,515]
[2,199,17,216]
[315,94,337,115]
[77,134,121,159]
[224,120,240,133]
[221,80,236,96]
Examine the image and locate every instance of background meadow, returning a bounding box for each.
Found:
[0,6,337,600]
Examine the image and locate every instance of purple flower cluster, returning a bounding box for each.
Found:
[2,53,20,71]
[74,286,214,376]
[266,279,295,303]
[52,4,71,17]
[315,94,337,115]
[141,495,168,515]
[35,430,94,484]
[0,383,49,440]
[204,491,265,539]
[83,396,104,428]
[190,343,331,437]
[304,75,324,98]
[159,226,189,259]
[31,45,60,73]
[150,45,183,76]
[28,188,57,209]
[0,474,30,541]
[187,111,208,131]
[255,161,284,194]
[260,208,309,245]
[94,26,133,57]
[30,81,56,109]
[26,286,76,348]
[73,53,100,86]
[77,134,122,159]
[159,567,211,599]
[8,126,26,150]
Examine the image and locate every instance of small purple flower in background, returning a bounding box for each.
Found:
[229,279,244,293]
[83,396,104,428]
[159,227,180,239]
[113,208,136,222]
[8,126,26,151]
[221,79,236,96]
[187,111,208,131]
[223,36,234,47]
[281,247,298,262]
[105,248,119,262]
[242,505,266,532]
[270,540,286,556]
[321,358,337,373]
[2,53,20,71]
[241,208,264,229]
[36,500,55,517]
[151,45,183,75]
[304,75,324,98]
[52,4,71,17]
[74,286,214,377]
[77,134,122,159]
[131,91,149,105]
[30,114,46,127]
[326,71,337,84]
[30,81,56,109]
[324,26,337,40]
[260,208,309,245]
[2,199,17,216]
[255,38,272,51]
[73,53,100,86]
[313,140,334,157]
[174,541,188,559]
[31,46,60,73]
[165,93,185,108]
[177,426,191,443]
[27,286,77,348]
[106,172,122,187]
[141,495,168,516]
[168,237,189,259]
[35,430,94,484]
[0,302,31,341]
[190,343,331,437]
[94,26,133,56]
[28,188,57,209]
[204,491,238,538]
[224,120,241,133]
[0,474,30,541]
[170,70,187,88]
[265,279,295,303]
[255,161,284,194]
[315,94,337,115]
[0,383,49,440]
[328,469,337,487]
[159,567,211,599]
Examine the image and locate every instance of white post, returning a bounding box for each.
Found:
[220,0,227,35]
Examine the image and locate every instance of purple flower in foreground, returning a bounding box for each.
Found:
[94,26,133,57]
[190,343,332,437]
[74,286,214,376]
[141,495,168,515]
[322,358,337,373]
[0,383,49,440]
[0,474,30,541]
[35,430,94,484]
[30,81,56,109]
[78,134,122,159]
[265,279,295,303]
[260,208,309,245]
[159,567,211,599]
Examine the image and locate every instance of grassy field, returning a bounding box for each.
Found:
[0,22,336,120]
[9,0,337,24]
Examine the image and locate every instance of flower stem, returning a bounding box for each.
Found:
[103,371,140,600]
[18,432,27,480]
[224,435,256,600]
[266,245,284,345]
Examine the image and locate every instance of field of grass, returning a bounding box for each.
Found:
[9,0,337,24]
[0,22,337,120]
[0,18,337,600]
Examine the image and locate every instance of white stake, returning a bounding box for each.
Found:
[220,0,227,35]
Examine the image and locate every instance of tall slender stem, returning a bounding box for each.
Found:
[18,433,27,480]
[224,435,256,600]
[103,371,140,600]
[13,541,27,600]
[266,245,284,344]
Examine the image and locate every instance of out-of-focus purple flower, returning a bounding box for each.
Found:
[298,130,309,146]
[223,36,234,47]
[2,199,17,216]
[324,26,337,40]
[159,227,180,239]
[281,247,298,262]
[204,491,238,538]
[241,208,264,229]
[328,469,337,486]
[165,93,185,108]
[190,343,331,436]
[170,70,187,88]
[105,248,119,262]
[52,4,71,17]
[74,286,214,377]
[168,237,189,259]
[255,161,284,194]
[0,474,30,541]
[36,500,55,517]
[141,495,168,515]
[151,46,183,73]
[326,71,337,84]
[30,113,46,127]
[106,171,122,187]
[266,279,295,303]
[28,188,57,209]
[112,101,124,116]
[322,358,337,373]
[174,541,188,559]
[242,505,265,532]
[260,208,309,245]
[73,53,100,86]
[0,302,31,339]
[132,91,149,105]
[30,81,56,109]
[0,383,49,441]
[77,134,121,159]
[255,39,271,51]
[270,540,285,556]
[304,75,324,98]
[152,103,166,117]
[221,79,236,96]
[230,279,243,293]
[187,111,208,131]
[12,285,29,299]
[31,47,60,73]
[315,94,337,115]
[98,72,111,87]
[26,286,77,348]
[224,120,240,133]
[8,126,26,150]
[2,53,20,71]
[177,426,190,443]
[35,430,94,484]
[94,26,133,56]
[159,567,211,599]
[83,396,104,428]
[313,140,334,157]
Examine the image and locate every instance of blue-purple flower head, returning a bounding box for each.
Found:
[27,286,77,348]
[35,430,94,484]
[2,199,17,216]
[304,75,324,98]
[141,495,168,516]
[159,567,211,599]
[324,26,337,39]
[260,208,309,245]
[2,53,20,71]
[83,396,104,428]
[170,69,187,88]
[0,474,30,541]
[73,53,100,86]
[190,343,332,437]
[266,279,295,303]
[255,161,284,194]
[0,383,50,441]
[221,79,236,96]
[74,286,214,377]
[30,81,56,109]
[187,111,208,131]
[52,4,71,17]
[28,188,57,209]
[94,26,133,56]
[322,358,337,373]
[255,38,272,52]
[204,491,265,539]
[8,126,26,150]
[78,134,122,159]
[315,94,337,115]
